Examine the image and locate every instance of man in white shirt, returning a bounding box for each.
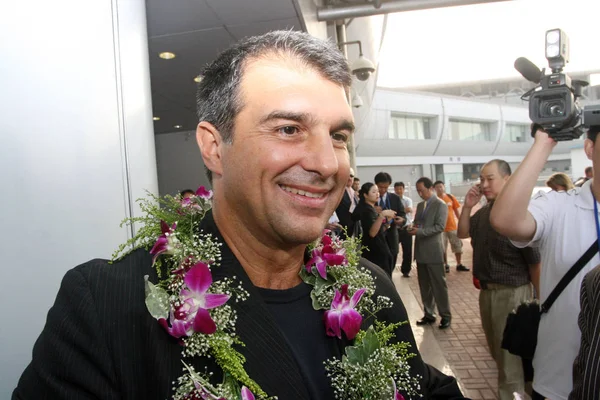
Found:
[490,126,600,400]
[395,181,414,277]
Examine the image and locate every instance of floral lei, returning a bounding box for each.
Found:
[113,187,420,400]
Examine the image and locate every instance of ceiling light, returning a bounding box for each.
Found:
[153,116,160,121]
[194,75,203,83]
[174,125,183,129]
[159,52,176,60]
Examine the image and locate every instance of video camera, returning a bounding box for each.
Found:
[515,29,600,141]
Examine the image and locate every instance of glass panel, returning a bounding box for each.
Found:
[448,120,491,141]
[389,114,431,140]
[504,124,527,142]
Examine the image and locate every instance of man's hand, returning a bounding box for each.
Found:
[374,205,383,213]
[464,184,482,209]
[532,127,557,148]
[394,216,405,226]
[408,227,418,236]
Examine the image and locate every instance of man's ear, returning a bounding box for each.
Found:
[584,138,594,161]
[196,121,225,178]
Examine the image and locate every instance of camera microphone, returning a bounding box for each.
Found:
[514,57,542,84]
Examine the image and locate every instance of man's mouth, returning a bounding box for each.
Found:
[279,185,325,199]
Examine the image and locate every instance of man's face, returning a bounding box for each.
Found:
[352,179,360,192]
[212,56,353,245]
[416,182,432,200]
[394,185,404,197]
[434,183,445,198]
[376,182,390,198]
[479,163,509,201]
[346,173,354,188]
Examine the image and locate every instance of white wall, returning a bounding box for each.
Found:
[155,130,211,195]
[0,0,157,396]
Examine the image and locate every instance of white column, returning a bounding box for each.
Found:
[0,0,157,395]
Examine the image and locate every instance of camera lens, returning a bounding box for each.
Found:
[540,99,565,118]
[550,104,564,116]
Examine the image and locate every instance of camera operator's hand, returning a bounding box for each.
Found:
[533,128,558,148]
[464,184,482,209]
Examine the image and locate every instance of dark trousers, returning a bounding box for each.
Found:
[398,229,413,275]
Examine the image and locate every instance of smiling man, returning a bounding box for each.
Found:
[14,31,464,400]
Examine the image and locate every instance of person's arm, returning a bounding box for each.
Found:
[416,202,447,238]
[391,195,406,227]
[490,129,557,242]
[452,197,460,220]
[529,263,541,298]
[364,209,395,238]
[13,268,119,399]
[457,184,482,239]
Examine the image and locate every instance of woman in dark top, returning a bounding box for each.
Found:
[352,182,396,276]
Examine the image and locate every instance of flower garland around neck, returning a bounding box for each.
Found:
[112,186,420,400]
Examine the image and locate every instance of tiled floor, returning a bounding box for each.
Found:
[393,238,500,400]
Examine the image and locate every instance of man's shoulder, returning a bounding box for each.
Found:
[68,248,154,294]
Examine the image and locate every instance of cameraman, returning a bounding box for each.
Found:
[490,126,600,400]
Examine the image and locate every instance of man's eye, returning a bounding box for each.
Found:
[331,132,348,143]
[278,126,299,135]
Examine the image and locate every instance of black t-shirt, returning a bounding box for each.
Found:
[257,282,337,400]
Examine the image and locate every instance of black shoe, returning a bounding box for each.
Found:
[439,318,451,329]
[445,264,450,273]
[457,264,470,272]
[416,316,436,325]
[402,273,410,278]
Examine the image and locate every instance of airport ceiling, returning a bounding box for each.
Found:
[146,0,304,134]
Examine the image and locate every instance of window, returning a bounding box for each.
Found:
[448,119,491,141]
[503,124,528,142]
[388,114,432,140]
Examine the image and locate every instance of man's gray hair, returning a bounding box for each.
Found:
[196,30,352,183]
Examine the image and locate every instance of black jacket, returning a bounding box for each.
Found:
[14,211,465,400]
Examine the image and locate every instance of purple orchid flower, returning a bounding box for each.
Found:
[196,186,213,199]
[179,262,230,334]
[158,308,193,339]
[240,386,255,400]
[305,233,347,279]
[149,220,177,265]
[392,379,405,400]
[324,284,365,340]
[306,248,329,279]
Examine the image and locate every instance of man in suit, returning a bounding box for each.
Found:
[335,168,358,238]
[571,264,600,400]
[374,172,406,271]
[14,31,465,399]
[409,177,452,329]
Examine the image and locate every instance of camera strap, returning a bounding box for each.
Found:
[540,187,600,313]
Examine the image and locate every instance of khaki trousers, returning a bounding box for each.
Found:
[479,283,533,400]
